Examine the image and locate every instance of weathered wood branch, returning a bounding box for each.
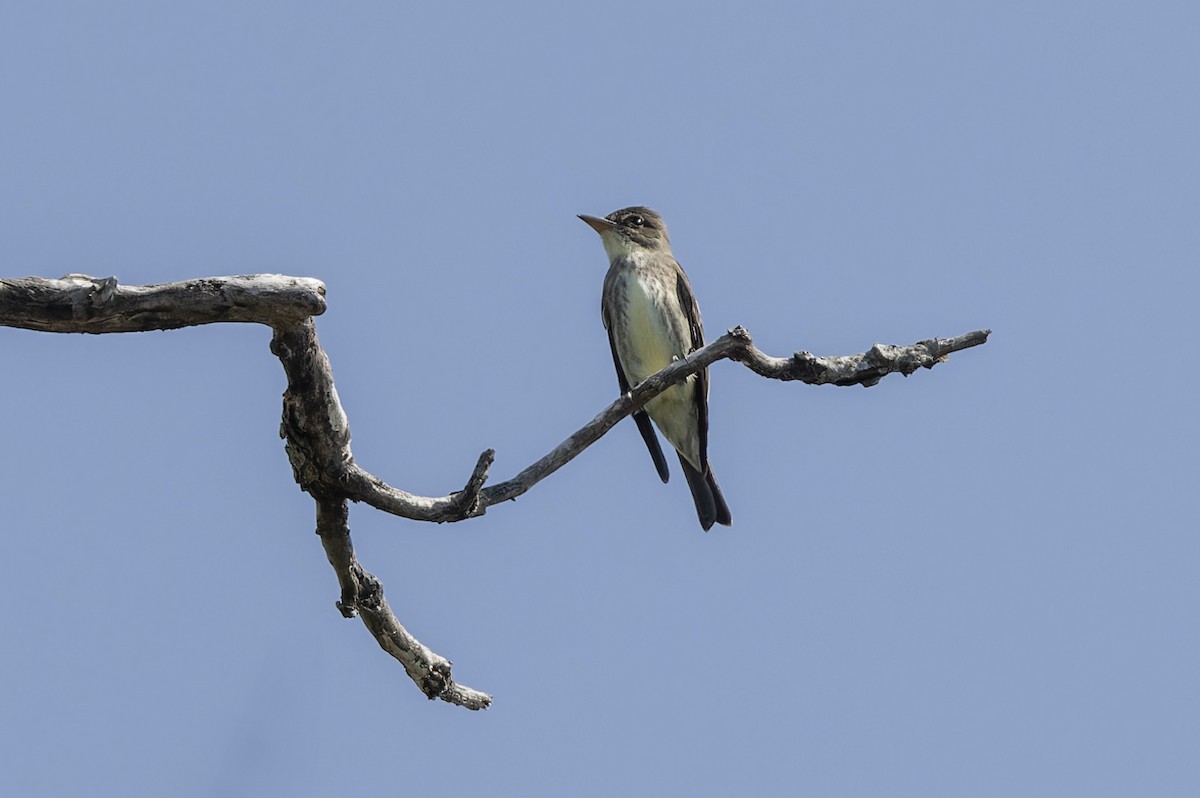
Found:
[477,325,990,507]
[314,496,491,710]
[1,273,990,710]
[2,274,491,709]
[0,273,325,332]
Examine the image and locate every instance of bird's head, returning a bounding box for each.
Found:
[579,206,671,260]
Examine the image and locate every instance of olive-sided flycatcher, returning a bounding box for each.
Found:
[579,206,732,531]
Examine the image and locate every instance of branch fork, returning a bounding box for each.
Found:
[1,273,990,709]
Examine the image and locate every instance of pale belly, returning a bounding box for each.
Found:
[613,271,702,468]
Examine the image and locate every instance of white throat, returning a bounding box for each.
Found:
[601,232,653,264]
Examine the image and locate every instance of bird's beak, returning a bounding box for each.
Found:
[578,214,615,235]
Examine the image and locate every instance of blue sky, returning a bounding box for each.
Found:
[2,2,1197,796]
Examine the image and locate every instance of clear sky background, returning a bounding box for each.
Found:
[2,2,1197,796]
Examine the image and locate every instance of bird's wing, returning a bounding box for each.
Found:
[674,259,710,473]
[606,326,671,483]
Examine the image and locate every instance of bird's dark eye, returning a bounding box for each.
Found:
[628,215,645,227]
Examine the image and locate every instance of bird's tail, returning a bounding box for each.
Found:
[679,454,732,531]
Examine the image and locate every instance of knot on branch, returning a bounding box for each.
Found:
[335,577,370,618]
[63,274,119,315]
[867,341,935,379]
[419,661,454,701]
[728,324,752,343]
[344,568,382,613]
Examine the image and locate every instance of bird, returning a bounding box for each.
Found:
[579,206,732,531]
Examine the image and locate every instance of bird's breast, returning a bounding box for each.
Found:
[611,264,682,385]
[604,254,702,466]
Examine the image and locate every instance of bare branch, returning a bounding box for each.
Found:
[723,326,992,387]
[3,274,491,708]
[269,318,494,523]
[315,497,492,709]
[478,325,991,506]
[1,273,989,709]
[0,274,324,332]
